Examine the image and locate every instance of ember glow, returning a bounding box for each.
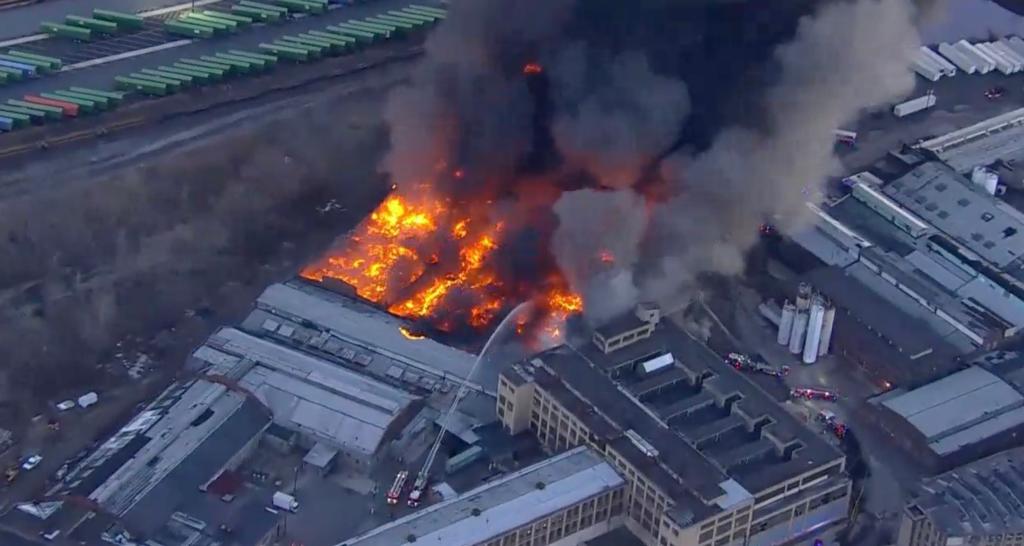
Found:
[302,190,584,338]
[522,62,543,75]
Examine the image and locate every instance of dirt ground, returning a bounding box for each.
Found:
[0,60,410,448]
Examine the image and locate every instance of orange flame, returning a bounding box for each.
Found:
[399,326,426,340]
[523,62,543,75]
[598,250,615,264]
[302,190,582,334]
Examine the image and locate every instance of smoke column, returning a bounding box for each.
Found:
[551,0,921,319]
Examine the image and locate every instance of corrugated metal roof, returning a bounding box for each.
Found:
[882,366,1024,449]
[256,283,480,387]
[339,447,624,546]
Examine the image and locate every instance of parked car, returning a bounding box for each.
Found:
[985,86,1006,100]
[22,454,43,471]
[56,400,75,411]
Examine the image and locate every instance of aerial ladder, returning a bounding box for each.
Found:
[408,377,474,507]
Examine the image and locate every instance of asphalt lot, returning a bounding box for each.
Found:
[0,0,435,104]
[0,0,201,41]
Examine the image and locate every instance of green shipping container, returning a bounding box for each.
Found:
[68,87,125,103]
[393,9,439,23]
[92,9,145,29]
[179,59,232,76]
[0,54,52,73]
[214,53,265,70]
[238,0,288,14]
[201,10,252,25]
[6,50,62,70]
[228,50,278,66]
[258,43,308,62]
[39,92,95,113]
[330,23,378,42]
[0,110,30,127]
[0,66,24,80]
[283,34,335,54]
[128,73,182,92]
[7,99,62,119]
[164,20,215,38]
[364,17,409,33]
[376,13,426,28]
[0,105,46,122]
[188,12,239,31]
[200,55,251,73]
[53,90,110,110]
[230,5,279,22]
[307,31,355,52]
[407,4,447,17]
[343,21,391,38]
[179,14,232,33]
[115,76,168,96]
[65,15,119,34]
[140,68,193,87]
[159,65,211,83]
[173,62,224,79]
[40,22,92,41]
[277,37,326,57]
[272,0,323,13]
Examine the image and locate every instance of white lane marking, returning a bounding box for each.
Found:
[61,38,193,71]
[0,34,47,48]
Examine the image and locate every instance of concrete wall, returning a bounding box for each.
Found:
[747,496,849,546]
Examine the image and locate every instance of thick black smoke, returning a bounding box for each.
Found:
[380,0,925,325]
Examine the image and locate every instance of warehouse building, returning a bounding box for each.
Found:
[497,306,850,546]
[193,326,421,468]
[240,281,487,393]
[41,376,275,538]
[870,366,1024,471]
[882,162,1024,269]
[339,447,626,546]
[917,106,1024,176]
[896,446,1024,546]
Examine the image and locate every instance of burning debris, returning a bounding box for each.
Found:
[304,0,926,340]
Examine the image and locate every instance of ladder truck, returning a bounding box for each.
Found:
[387,470,408,505]
[408,375,478,507]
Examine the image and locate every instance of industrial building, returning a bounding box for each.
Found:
[240,280,488,393]
[338,446,627,546]
[917,107,1024,178]
[193,326,422,468]
[882,162,1024,269]
[869,366,1024,471]
[497,305,850,546]
[896,446,1024,546]
[35,375,278,542]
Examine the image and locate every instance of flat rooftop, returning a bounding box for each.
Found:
[909,445,1024,537]
[516,319,842,522]
[248,281,486,392]
[197,327,418,456]
[881,366,1024,456]
[883,162,1024,268]
[918,107,1024,173]
[338,447,624,546]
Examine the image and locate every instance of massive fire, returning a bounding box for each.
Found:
[302,189,583,338]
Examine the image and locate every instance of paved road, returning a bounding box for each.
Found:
[0,0,432,103]
[0,0,192,41]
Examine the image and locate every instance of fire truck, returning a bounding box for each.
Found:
[386,470,408,505]
[817,410,849,440]
[790,387,838,402]
[726,353,789,378]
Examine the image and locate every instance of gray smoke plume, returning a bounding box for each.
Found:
[550,45,691,189]
[551,189,648,324]
[636,0,920,306]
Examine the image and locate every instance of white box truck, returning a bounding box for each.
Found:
[77,392,98,408]
[272,491,299,512]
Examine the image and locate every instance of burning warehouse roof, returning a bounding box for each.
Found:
[302,0,928,336]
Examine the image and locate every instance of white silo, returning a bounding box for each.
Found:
[789,310,809,355]
[818,302,837,357]
[972,166,1000,195]
[803,297,825,364]
[778,301,796,346]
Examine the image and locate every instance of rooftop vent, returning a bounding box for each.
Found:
[625,429,659,458]
[592,304,661,354]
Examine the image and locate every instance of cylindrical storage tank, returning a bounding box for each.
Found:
[803,298,825,364]
[796,283,812,310]
[984,172,999,195]
[819,303,836,356]
[778,301,796,346]
[789,311,808,355]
